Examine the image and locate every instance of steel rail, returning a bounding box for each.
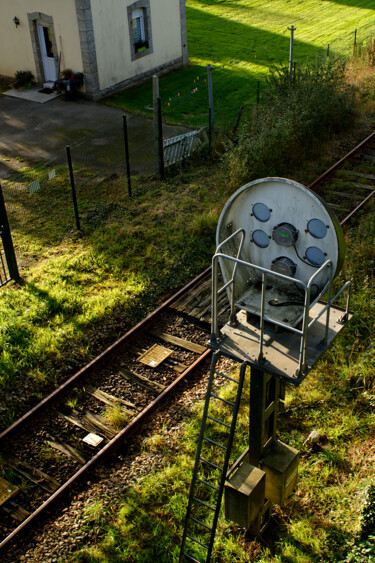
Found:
[0,348,212,552]
[2,130,375,555]
[0,266,213,552]
[0,266,211,445]
[307,130,375,192]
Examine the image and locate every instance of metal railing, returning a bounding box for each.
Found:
[163,127,208,167]
[211,233,352,376]
[0,239,11,287]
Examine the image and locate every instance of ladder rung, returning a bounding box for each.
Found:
[192,496,216,511]
[215,370,239,384]
[210,392,235,407]
[196,477,219,492]
[190,515,213,532]
[183,554,201,563]
[203,436,227,450]
[186,534,209,549]
[207,415,230,429]
[200,456,222,471]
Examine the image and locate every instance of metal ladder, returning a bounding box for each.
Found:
[179,352,247,563]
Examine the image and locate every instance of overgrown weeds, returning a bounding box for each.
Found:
[227,61,357,186]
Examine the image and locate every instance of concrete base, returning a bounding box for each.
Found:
[4,88,61,104]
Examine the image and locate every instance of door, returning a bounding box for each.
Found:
[37,24,56,82]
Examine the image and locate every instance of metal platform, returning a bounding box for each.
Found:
[209,303,352,385]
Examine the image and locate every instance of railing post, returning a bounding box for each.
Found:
[66,145,81,231]
[0,185,19,282]
[157,97,165,180]
[122,114,132,197]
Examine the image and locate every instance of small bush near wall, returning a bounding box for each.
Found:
[226,61,357,186]
[13,70,34,90]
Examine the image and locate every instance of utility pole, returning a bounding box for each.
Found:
[207,64,215,152]
[288,25,296,79]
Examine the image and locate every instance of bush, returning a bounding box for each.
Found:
[344,486,375,562]
[226,61,357,186]
[13,70,34,89]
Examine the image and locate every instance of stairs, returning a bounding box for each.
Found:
[179,352,247,563]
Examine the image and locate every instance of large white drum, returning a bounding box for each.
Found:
[216,177,345,325]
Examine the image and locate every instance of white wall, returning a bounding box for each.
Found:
[90,0,183,91]
[0,0,83,79]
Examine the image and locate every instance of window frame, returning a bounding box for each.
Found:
[127,0,153,61]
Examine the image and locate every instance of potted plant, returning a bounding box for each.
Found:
[56,69,84,98]
[13,70,34,89]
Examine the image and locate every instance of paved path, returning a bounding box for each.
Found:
[0,94,189,180]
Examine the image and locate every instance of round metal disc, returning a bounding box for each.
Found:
[307,218,327,239]
[305,246,325,266]
[253,202,271,222]
[252,229,270,248]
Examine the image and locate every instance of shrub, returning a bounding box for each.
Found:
[13,70,34,89]
[344,486,375,562]
[226,60,357,186]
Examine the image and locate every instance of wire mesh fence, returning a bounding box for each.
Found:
[0,23,374,288]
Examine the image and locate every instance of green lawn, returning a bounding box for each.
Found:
[69,204,375,563]
[105,0,375,128]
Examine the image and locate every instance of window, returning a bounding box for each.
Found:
[42,26,53,58]
[132,9,148,52]
[127,1,152,60]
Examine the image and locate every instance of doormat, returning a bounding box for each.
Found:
[39,88,54,94]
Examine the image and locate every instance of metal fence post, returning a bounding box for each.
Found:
[0,184,19,282]
[288,25,296,79]
[157,97,165,180]
[66,145,81,231]
[123,114,132,197]
[153,75,163,178]
[207,64,215,152]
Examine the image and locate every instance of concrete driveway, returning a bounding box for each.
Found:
[0,93,189,180]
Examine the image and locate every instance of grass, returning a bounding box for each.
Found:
[0,161,231,428]
[66,201,375,562]
[105,0,375,128]
[0,11,374,560]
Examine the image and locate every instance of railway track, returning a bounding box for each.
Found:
[1,131,374,555]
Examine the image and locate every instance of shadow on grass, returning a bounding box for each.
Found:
[325,0,375,7]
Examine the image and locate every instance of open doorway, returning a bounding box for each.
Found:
[28,13,58,85]
[37,24,56,82]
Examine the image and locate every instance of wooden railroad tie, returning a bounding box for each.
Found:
[46,438,88,465]
[85,384,140,411]
[4,457,60,493]
[119,368,166,393]
[1,500,30,522]
[148,328,206,354]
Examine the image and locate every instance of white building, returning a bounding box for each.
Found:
[0,0,188,99]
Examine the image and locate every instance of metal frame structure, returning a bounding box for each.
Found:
[211,228,352,383]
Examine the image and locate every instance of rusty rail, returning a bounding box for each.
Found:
[2,129,375,554]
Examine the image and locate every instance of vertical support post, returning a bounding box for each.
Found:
[153,75,163,178]
[256,81,260,106]
[248,368,279,468]
[122,114,132,198]
[354,28,357,53]
[288,25,296,79]
[327,44,330,57]
[207,64,214,151]
[66,145,80,231]
[211,255,219,342]
[258,272,267,361]
[0,185,19,282]
[157,97,165,180]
